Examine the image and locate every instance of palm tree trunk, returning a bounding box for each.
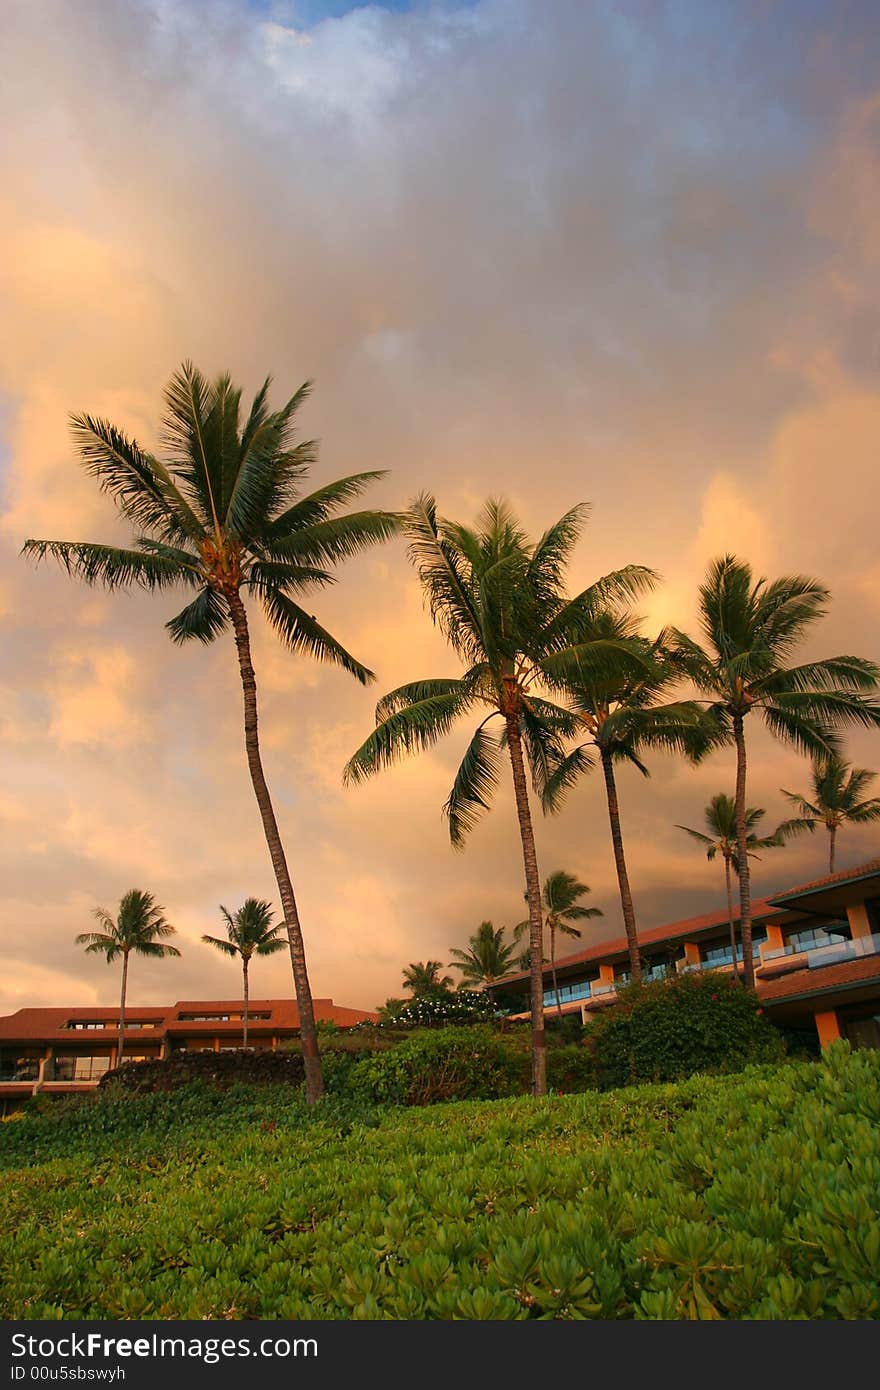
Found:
[505,710,546,1097]
[732,713,755,989]
[724,854,739,981]
[550,921,563,1020]
[829,825,836,874]
[600,749,642,983]
[227,591,323,1103]
[118,951,128,1068]
[242,957,249,1050]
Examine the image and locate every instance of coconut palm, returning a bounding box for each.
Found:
[669,555,880,987]
[23,363,398,1102]
[201,898,285,1047]
[344,494,653,1094]
[76,889,180,1067]
[676,795,790,975]
[448,920,519,987]
[516,871,603,1018]
[542,612,723,981]
[781,754,880,873]
[401,960,454,997]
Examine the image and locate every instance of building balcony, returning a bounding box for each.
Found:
[756,931,880,980]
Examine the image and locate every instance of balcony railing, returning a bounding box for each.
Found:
[761,931,880,971]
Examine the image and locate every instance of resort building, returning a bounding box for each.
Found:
[0,997,376,1110]
[487,858,880,1050]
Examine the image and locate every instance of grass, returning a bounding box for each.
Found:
[1,1044,878,1319]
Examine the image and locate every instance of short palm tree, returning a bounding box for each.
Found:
[448,921,519,986]
[24,363,398,1103]
[670,555,880,987]
[676,795,789,974]
[401,960,454,997]
[542,612,722,981]
[517,871,603,1018]
[344,495,653,1094]
[76,889,180,1067]
[781,754,880,872]
[201,898,286,1048]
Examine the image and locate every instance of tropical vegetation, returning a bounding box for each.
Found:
[75,890,180,1066]
[2,1044,878,1319]
[201,899,286,1048]
[669,556,880,987]
[516,871,602,1016]
[23,363,399,1103]
[676,794,791,973]
[541,613,721,980]
[781,753,880,872]
[345,496,653,1094]
[448,920,520,986]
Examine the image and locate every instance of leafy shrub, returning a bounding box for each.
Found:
[346,1026,528,1105]
[1,1046,878,1319]
[589,973,785,1089]
[546,1043,597,1094]
[98,1048,306,1094]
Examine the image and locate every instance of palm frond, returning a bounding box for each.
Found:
[444,720,503,848]
[22,540,195,592]
[261,588,374,684]
[541,744,595,813]
[166,586,229,645]
[344,690,473,785]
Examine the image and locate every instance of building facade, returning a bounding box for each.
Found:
[487,858,880,1049]
[0,997,377,1110]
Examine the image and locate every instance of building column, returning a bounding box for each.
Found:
[846,903,871,943]
[815,1009,841,1048]
[683,942,701,969]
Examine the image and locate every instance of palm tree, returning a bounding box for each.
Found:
[676,794,790,975]
[781,754,880,872]
[76,889,180,1067]
[448,920,519,986]
[517,871,603,1018]
[344,495,653,1094]
[201,898,286,1048]
[670,555,880,987]
[542,612,722,981]
[23,363,398,1103]
[401,960,454,997]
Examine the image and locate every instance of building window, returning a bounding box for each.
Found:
[542,978,596,1007]
[53,1056,111,1082]
[784,921,850,953]
[702,928,768,967]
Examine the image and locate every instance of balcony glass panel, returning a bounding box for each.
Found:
[542,978,595,1008]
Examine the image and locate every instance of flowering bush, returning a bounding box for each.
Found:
[387,990,501,1029]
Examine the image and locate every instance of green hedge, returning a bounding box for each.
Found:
[98,1048,307,1094]
[346,1026,528,1104]
[589,973,785,1089]
[1,1045,877,1318]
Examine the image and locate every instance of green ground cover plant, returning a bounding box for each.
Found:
[1,1044,877,1319]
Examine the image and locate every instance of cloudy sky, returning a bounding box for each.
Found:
[1,0,879,1017]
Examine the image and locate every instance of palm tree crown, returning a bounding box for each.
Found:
[202,898,285,1048]
[401,960,454,997]
[449,921,519,986]
[543,610,722,980]
[671,555,880,986]
[344,494,653,1094]
[781,753,880,872]
[25,363,399,1103]
[676,794,788,873]
[516,870,603,1018]
[76,889,180,1068]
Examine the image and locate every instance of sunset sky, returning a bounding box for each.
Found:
[1,0,879,1017]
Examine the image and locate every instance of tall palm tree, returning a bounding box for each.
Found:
[448,920,519,987]
[23,363,398,1103]
[517,871,603,1018]
[676,795,789,975]
[670,555,880,987]
[344,495,653,1094]
[542,612,722,980]
[201,898,286,1048]
[76,889,180,1067]
[781,754,880,872]
[401,960,454,997]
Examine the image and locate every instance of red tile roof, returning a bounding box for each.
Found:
[769,857,880,903]
[493,897,787,987]
[758,953,880,1004]
[0,999,377,1043]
